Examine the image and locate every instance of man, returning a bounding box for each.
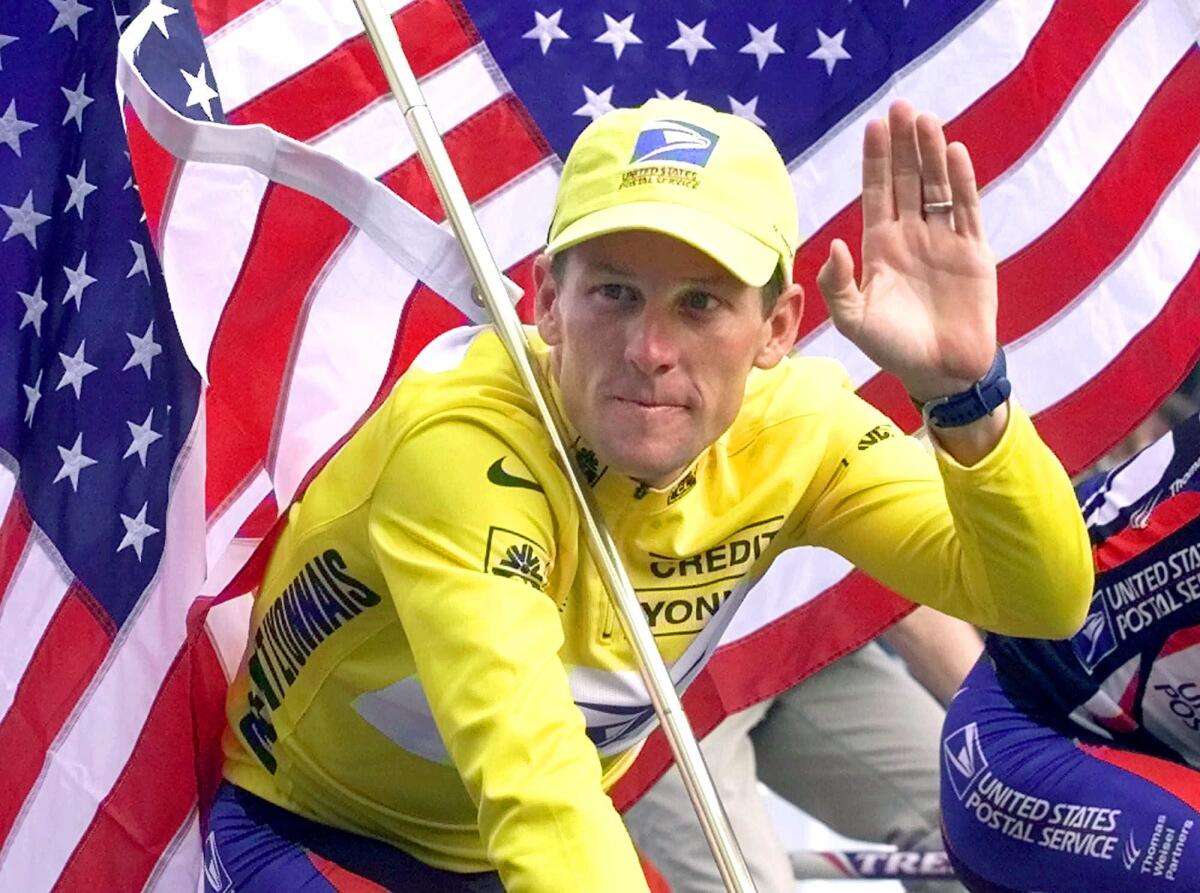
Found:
[209,98,1092,892]
[941,412,1200,893]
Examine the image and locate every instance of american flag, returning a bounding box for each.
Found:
[2,0,1198,888]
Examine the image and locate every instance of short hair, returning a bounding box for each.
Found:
[550,248,787,316]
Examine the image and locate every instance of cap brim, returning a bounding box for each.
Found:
[545,201,782,287]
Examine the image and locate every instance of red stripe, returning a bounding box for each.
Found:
[996,51,1200,341]
[0,493,32,607]
[0,585,111,843]
[236,490,279,540]
[203,185,350,515]
[792,0,1139,337]
[1095,492,1200,573]
[1077,741,1200,810]
[193,0,262,36]
[226,0,473,140]
[55,601,231,891]
[379,95,550,219]
[613,571,911,811]
[1035,252,1200,474]
[123,109,177,252]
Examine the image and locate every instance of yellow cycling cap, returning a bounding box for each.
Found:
[546,99,799,287]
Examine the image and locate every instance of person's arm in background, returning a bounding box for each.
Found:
[881,606,983,706]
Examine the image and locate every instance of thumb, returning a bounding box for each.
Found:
[816,238,859,309]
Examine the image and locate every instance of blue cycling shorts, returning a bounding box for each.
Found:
[203,782,503,892]
[940,659,1200,893]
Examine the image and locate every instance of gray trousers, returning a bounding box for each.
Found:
[624,642,966,893]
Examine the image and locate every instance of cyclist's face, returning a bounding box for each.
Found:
[535,231,801,488]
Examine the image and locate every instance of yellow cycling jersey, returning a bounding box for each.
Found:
[222,325,1092,893]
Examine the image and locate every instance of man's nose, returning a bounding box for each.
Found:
[624,313,679,375]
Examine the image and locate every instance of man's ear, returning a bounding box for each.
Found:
[754,283,804,369]
[533,253,563,345]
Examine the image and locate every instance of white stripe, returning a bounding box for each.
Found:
[206,0,417,113]
[313,47,504,181]
[0,540,72,724]
[268,229,419,507]
[720,547,854,645]
[161,163,269,379]
[1008,149,1200,413]
[204,591,255,681]
[204,468,272,581]
[789,0,1056,238]
[0,462,15,517]
[0,411,208,891]
[144,808,202,893]
[983,0,1195,260]
[469,158,559,269]
[794,323,877,389]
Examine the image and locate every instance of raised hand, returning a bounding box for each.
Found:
[817,101,998,404]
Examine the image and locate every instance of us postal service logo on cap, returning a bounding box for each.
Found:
[630,118,719,167]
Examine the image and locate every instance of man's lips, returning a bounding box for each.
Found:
[612,395,688,410]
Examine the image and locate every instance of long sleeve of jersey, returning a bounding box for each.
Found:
[795,380,1093,638]
[367,417,650,893]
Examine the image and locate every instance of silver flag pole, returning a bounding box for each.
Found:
[348,1,755,890]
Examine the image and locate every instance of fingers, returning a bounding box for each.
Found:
[947,141,984,238]
[887,101,922,220]
[817,238,858,308]
[916,113,953,231]
[863,101,987,240]
[861,118,894,225]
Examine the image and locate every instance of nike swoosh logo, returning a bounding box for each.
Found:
[487,457,543,492]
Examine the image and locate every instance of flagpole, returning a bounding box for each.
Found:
[349,1,755,889]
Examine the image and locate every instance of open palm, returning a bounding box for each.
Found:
[818,102,998,403]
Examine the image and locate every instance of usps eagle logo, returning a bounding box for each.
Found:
[630,119,719,167]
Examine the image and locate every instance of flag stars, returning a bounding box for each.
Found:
[655,88,688,101]
[0,100,37,157]
[740,23,784,71]
[0,34,16,70]
[124,409,163,466]
[118,503,160,561]
[808,28,851,75]
[729,95,766,127]
[62,252,97,310]
[61,73,93,130]
[18,278,47,335]
[54,433,98,491]
[2,191,52,248]
[56,340,98,399]
[124,321,162,378]
[522,8,569,55]
[143,0,179,39]
[47,0,92,40]
[64,159,97,218]
[127,240,150,281]
[594,13,642,60]
[181,63,219,120]
[574,84,615,121]
[667,20,715,66]
[23,371,43,426]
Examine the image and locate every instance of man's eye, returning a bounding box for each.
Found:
[683,291,717,312]
[598,283,636,302]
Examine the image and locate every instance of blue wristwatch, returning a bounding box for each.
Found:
[912,346,1011,429]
